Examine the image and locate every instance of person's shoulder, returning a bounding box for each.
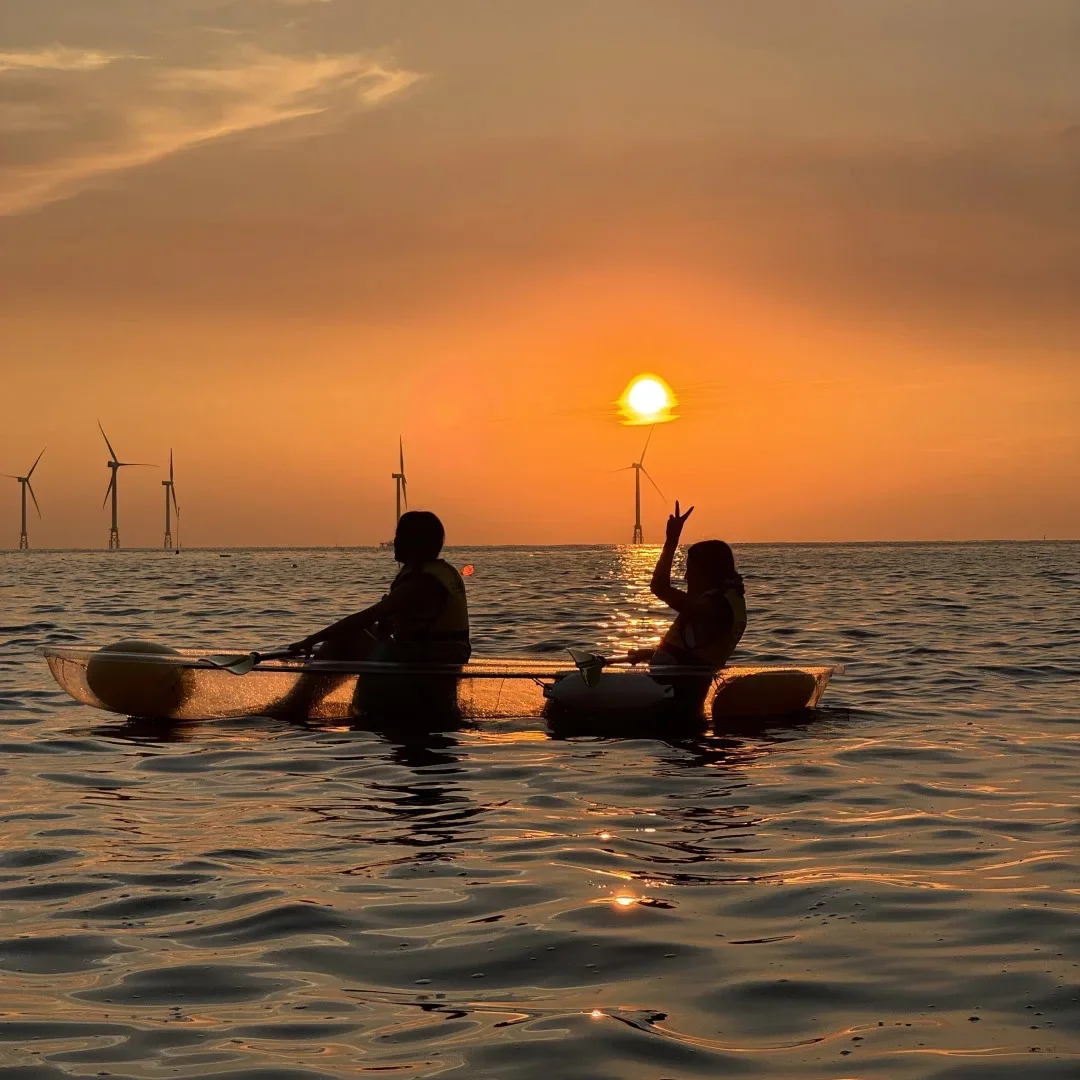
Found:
[394,564,438,588]
[696,588,735,620]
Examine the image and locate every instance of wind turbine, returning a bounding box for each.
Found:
[620,426,664,544]
[5,448,45,550]
[162,449,180,550]
[99,422,153,550]
[391,437,408,526]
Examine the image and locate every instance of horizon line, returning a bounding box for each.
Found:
[1,538,1076,554]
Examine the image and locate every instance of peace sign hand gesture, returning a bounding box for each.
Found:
[665,500,694,544]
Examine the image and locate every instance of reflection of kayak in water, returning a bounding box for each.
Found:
[39,643,840,728]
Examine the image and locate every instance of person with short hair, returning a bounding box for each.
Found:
[278,511,470,717]
[290,510,471,664]
[627,502,746,671]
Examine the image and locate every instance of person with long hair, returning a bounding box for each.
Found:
[628,502,746,671]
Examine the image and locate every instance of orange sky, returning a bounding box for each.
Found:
[2,2,1079,546]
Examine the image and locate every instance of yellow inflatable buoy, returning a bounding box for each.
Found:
[85,640,184,718]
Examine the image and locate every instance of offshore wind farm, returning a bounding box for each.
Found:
[98,423,156,550]
[4,447,45,550]
[162,450,180,551]
[4,375,679,550]
[392,437,408,527]
[619,426,665,545]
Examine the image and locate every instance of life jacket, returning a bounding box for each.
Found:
[659,583,747,669]
[388,560,470,644]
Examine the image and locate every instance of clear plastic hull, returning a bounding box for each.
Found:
[40,646,837,723]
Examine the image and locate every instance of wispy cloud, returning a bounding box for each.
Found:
[0,44,424,215]
[0,46,127,73]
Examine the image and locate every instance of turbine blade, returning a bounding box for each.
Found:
[171,487,180,514]
[641,466,666,501]
[399,436,405,476]
[402,476,408,510]
[27,447,46,478]
[169,449,174,484]
[637,425,655,467]
[117,462,156,467]
[98,421,119,463]
[102,474,116,508]
[27,482,41,518]
[2,474,19,480]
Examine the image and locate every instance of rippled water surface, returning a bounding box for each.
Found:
[1,543,1079,1078]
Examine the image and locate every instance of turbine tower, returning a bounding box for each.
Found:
[624,427,664,544]
[162,449,180,550]
[99,422,152,550]
[5,448,45,550]
[391,437,408,526]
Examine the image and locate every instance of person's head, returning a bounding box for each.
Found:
[394,510,445,564]
[685,539,738,595]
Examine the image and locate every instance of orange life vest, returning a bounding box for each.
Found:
[388,560,470,645]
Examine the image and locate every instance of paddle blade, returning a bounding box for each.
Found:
[202,652,259,675]
[201,647,293,675]
[27,447,46,479]
[98,421,118,463]
[582,660,604,688]
[568,648,599,665]
[569,649,605,688]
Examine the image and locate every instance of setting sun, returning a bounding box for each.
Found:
[619,374,677,426]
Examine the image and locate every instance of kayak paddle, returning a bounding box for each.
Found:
[200,647,296,676]
[568,649,637,687]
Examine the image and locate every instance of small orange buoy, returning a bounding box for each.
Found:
[462,564,475,577]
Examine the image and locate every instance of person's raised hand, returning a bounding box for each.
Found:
[665,500,694,544]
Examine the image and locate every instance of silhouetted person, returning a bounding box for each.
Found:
[279,511,470,717]
[627,502,746,672]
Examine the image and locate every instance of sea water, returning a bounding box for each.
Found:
[0,543,1078,1078]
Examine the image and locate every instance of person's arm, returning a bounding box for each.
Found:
[289,577,436,653]
[650,501,694,611]
[624,503,695,663]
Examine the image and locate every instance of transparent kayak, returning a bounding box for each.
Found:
[39,646,839,724]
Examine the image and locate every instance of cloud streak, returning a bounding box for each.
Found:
[0,44,423,215]
[0,46,127,73]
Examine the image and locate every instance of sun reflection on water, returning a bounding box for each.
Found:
[593,544,683,656]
